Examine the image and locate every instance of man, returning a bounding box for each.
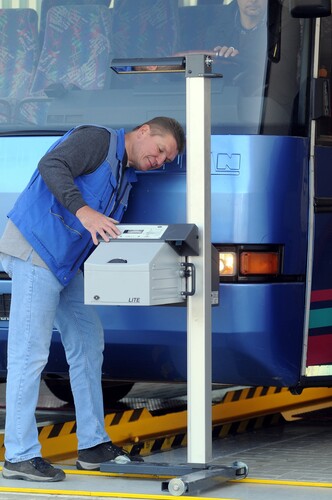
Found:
[213,0,299,129]
[212,0,268,96]
[213,0,268,58]
[0,116,185,482]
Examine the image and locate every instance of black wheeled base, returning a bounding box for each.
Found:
[100,460,248,496]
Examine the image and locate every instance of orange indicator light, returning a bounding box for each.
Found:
[240,252,279,275]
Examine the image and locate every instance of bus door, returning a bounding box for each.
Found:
[305,13,332,384]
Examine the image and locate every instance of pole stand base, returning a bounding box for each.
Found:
[100,460,248,496]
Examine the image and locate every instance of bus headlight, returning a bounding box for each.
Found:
[219,252,236,276]
[216,245,282,282]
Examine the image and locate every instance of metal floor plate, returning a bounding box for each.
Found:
[0,416,331,499]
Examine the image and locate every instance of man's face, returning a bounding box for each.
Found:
[237,0,267,22]
[129,124,179,171]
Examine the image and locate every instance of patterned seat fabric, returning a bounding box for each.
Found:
[38,0,110,50]
[112,0,179,59]
[0,9,39,122]
[19,4,112,125]
[111,0,179,87]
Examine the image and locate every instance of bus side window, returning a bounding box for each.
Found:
[316,15,332,143]
[263,0,302,135]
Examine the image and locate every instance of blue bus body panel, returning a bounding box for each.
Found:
[99,282,304,387]
[0,284,309,386]
[0,135,309,387]
[210,136,308,275]
[125,135,309,273]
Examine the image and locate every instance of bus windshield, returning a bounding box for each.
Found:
[0,0,309,136]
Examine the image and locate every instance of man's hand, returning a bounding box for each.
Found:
[76,205,120,245]
[214,45,239,58]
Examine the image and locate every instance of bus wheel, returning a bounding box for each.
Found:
[44,377,134,405]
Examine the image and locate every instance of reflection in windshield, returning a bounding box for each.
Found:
[0,1,307,136]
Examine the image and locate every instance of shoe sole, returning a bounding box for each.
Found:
[76,460,100,471]
[77,454,132,471]
[2,468,65,482]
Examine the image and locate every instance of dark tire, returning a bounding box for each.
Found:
[44,377,134,405]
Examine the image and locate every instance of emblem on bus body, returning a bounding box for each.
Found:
[216,153,241,175]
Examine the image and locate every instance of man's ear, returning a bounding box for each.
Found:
[137,124,150,137]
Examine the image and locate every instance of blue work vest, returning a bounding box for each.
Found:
[8,126,137,286]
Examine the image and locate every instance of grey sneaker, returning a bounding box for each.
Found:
[76,441,144,470]
[2,457,65,482]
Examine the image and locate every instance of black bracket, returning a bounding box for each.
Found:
[180,262,196,297]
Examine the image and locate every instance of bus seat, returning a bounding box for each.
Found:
[112,0,179,58]
[112,0,179,59]
[0,9,39,123]
[38,0,111,50]
[110,0,179,87]
[18,4,112,125]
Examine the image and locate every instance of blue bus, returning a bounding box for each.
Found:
[0,0,332,402]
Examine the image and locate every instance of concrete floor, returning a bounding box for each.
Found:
[0,382,331,499]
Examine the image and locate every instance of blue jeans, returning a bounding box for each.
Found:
[0,253,110,462]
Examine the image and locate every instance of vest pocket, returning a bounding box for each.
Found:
[75,171,117,211]
[32,202,86,268]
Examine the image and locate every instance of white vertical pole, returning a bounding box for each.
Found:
[186,72,212,464]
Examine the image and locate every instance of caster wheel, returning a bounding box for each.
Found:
[233,461,249,479]
[168,477,187,496]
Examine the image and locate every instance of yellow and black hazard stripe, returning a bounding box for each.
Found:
[106,408,147,427]
[222,386,285,405]
[1,385,331,463]
[129,411,284,457]
[212,412,284,439]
